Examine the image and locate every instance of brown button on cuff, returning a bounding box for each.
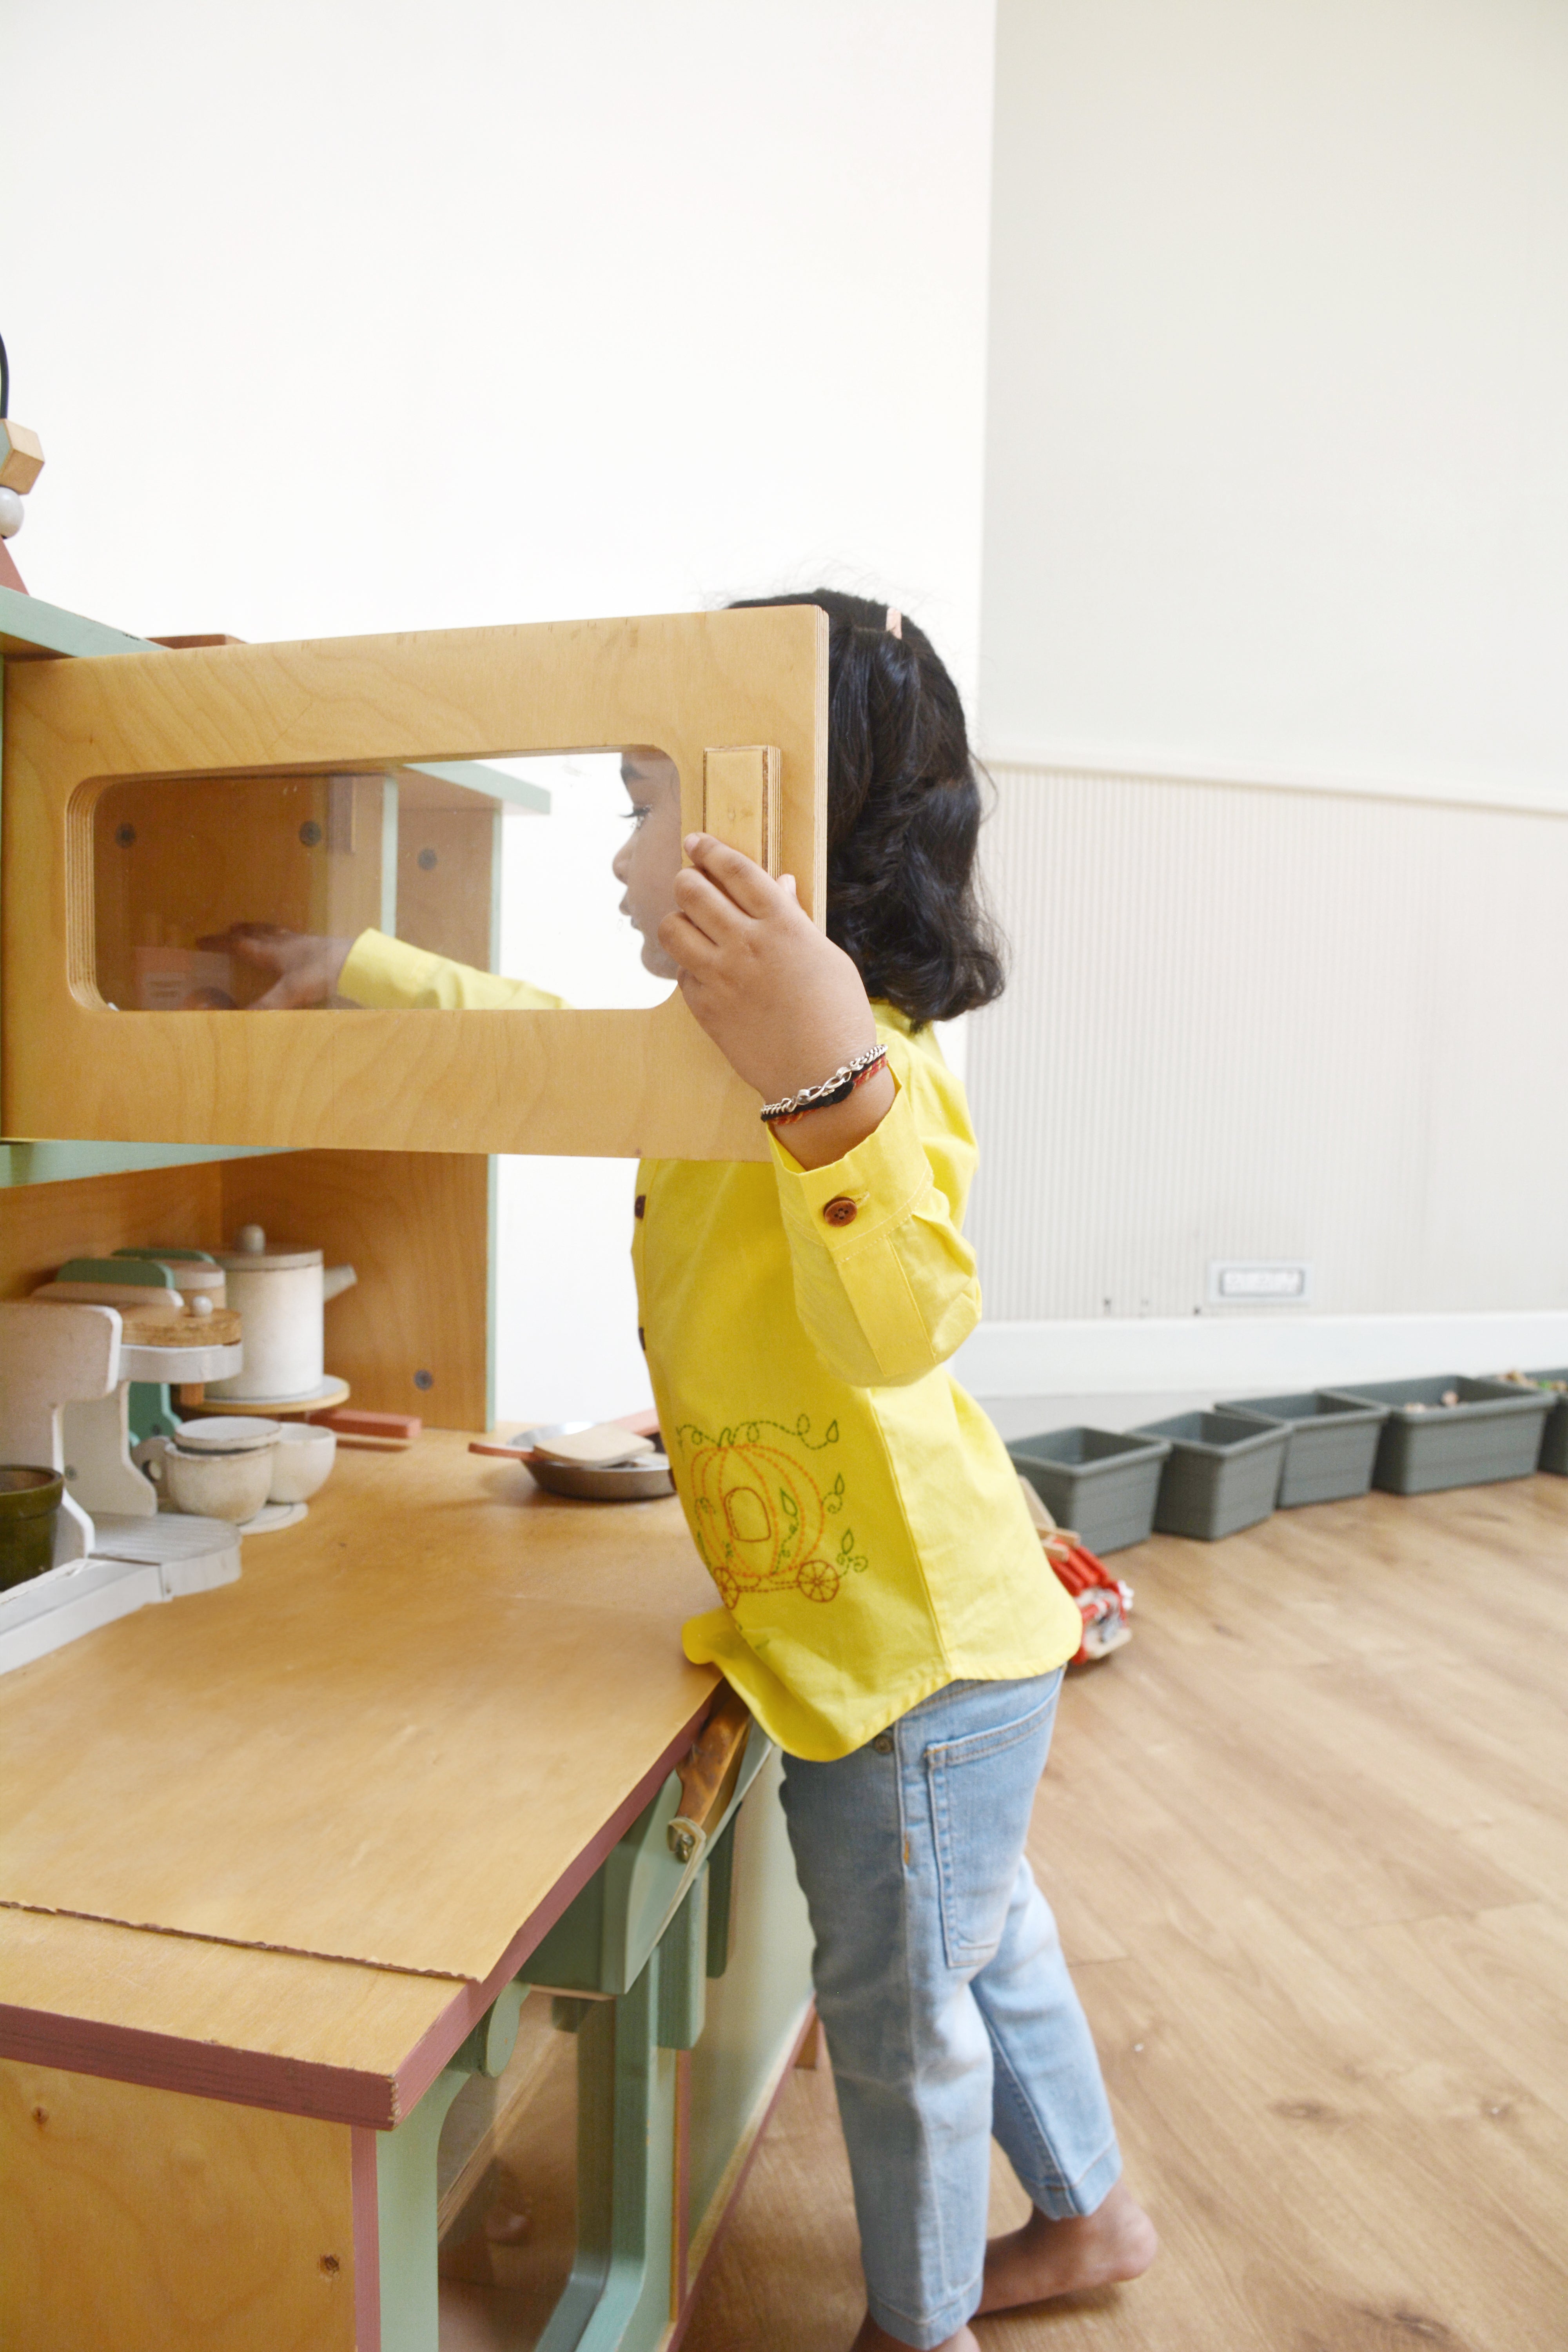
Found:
[822,1195,858,1228]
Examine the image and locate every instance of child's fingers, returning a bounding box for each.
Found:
[657,910,723,973]
[684,833,790,918]
[671,864,751,940]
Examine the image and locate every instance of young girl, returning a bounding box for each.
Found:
[221,591,1156,2350]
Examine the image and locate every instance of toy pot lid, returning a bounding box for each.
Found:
[215,1225,322,1271]
[174,1416,281,1453]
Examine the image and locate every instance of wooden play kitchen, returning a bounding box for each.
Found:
[0,585,827,2350]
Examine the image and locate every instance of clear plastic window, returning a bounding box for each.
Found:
[91,752,679,1013]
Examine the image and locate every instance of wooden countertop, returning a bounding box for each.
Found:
[0,1434,720,2119]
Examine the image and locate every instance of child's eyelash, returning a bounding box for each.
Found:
[622,805,652,826]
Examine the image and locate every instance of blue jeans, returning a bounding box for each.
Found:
[779,1672,1120,2348]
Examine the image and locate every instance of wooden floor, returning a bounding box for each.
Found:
[681,1475,1568,2352]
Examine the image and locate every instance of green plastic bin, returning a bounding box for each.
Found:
[1322,1376,1550,1495]
[1006,1426,1172,1555]
[1216,1391,1388,1508]
[1497,1368,1568,1477]
[1130,1411,1288,1541]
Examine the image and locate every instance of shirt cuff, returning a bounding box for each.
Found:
[768,1074,929,1252]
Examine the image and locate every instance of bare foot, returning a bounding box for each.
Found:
[851,2317,980,2352]
[977,2181,1158,2313]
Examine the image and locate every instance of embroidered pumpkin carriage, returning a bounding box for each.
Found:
[678,1418,864,1610]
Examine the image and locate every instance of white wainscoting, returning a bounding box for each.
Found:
[962,759,1568,1395]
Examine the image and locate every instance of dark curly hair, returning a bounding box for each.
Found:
[728,589,1006,1027]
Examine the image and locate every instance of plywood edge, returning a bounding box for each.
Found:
[0,1998,408,2128]
[0,1691,719,2127]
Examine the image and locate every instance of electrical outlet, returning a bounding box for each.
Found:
[1208,1260,1311,1305]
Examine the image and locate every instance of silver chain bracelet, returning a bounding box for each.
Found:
[759,1043,889,1126]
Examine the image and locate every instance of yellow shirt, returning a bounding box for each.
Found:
[341,931,1083,1758]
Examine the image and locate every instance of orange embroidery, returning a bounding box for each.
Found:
[676,1417,867,1611]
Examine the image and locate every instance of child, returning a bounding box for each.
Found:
[219,591,1156,2350]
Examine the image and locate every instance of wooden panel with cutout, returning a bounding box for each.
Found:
[2,608,828,1158]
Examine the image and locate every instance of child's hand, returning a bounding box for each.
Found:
[196,923,354,1008]
[659,835,896,1167]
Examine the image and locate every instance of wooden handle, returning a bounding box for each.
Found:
[701,746,781,874]
[313,1409,422,1441]
[676,1687,753,1837]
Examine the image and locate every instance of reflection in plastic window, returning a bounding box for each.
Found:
[495,752,675,1011]
[91,752,680,1013]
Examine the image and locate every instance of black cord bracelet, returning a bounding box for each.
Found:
[760,1044,889,1126]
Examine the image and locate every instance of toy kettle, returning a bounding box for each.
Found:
[205,1226,356,1405]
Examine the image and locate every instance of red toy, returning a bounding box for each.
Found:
[1016,1477,1134,1663]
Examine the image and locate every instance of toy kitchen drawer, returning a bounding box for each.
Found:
[2,606,825,1162]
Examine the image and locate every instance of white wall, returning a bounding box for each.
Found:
[980,0,1568,803]
[4,0,998,1423]
[959,760,1568,1404]
[969,0,1568,1400]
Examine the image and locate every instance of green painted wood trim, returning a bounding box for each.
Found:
[58,1256,176,1288]
[537,1957,677,2352]
[375,2068,470,2352]
[0,584,156,659]
[127,1383,178,1445]
[369,1769,799,2352]
[0,1140,281,1188]
[408,758,550,814]
[684,1753,816,2250]
[374,1983,526,2352]
[657,1873,710,2053]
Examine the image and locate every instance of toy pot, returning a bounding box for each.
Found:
[133,1437,275,1523]
[206,1225,356,1403]
[0,1467,64,1590]
[267,1424,337,1504]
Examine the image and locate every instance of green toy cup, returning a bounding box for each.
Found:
[0,1467,65,1590]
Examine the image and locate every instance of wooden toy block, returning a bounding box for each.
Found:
[306,1408,422,1439]
[0,421,44,495]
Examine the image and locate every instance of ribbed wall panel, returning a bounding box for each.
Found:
[965,765,1568,1321]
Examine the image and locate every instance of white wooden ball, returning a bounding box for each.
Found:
[0,486,24,538]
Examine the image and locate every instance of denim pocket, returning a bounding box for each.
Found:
[925,1687,1060,1972]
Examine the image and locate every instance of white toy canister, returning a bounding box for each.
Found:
[206,1226,356,1403]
